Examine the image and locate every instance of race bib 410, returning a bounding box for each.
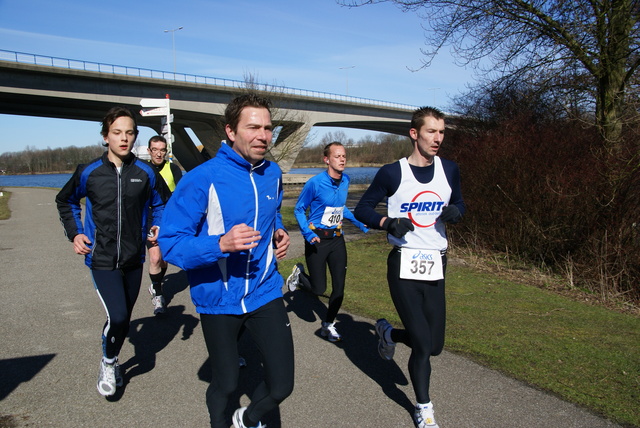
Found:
[321,206,344,227]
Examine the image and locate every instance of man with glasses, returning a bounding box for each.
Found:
[146,135,182,314]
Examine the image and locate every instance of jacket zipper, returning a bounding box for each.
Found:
[116,165,122,269]
[239,167,261,313]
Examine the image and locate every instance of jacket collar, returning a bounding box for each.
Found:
[219,141,266,172]
[101,151,136,168]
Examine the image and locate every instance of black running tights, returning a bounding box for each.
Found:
[91,265,143,360]
[200,298,295,428]
[303,235,347,323]
[387,249,447,404]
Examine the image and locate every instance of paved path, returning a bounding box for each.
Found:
[0,188,620,427]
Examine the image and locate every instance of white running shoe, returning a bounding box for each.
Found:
[97,359,116,397]
[414,402,439,428]
[321,321,342,342]
[232,407,267,428]
[148,284,166,315]
[375,318,396,360]
[286,263,303,292]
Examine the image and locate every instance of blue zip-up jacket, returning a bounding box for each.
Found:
[294,171,368,243]
[158,142,286,315]
[56,152,168,270]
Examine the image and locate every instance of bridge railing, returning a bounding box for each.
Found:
[0,49,416,111]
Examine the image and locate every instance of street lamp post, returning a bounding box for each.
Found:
[339,66,355,96]
[425,88,441,106]
[164,26,184,74]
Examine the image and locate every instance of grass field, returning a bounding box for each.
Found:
[278,231,640,427]
[0,190,10,220]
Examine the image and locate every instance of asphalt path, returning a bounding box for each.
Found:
[0,187,621,427]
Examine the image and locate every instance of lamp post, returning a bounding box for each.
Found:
[426,88,441,106]
[339,66,355,96]
[164,26,184,74]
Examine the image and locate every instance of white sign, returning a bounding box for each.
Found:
[162,133,175,143]
[140,98,170,108]
[140,107,169,117]
[161,114,174,125]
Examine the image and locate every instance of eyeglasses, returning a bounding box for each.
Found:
[150,148,167,154]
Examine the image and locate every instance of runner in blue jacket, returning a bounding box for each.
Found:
[286,142,368,342]
[159,141,286,315]
[158,94,293,428]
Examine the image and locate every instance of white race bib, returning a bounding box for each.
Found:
[399,248,444,281]
[321,206,344,227]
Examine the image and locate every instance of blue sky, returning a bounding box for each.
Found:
[0,0,476,154]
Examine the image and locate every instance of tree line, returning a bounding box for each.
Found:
[0,133,406,175]
[0,144,105,174]
[294,132,412,166]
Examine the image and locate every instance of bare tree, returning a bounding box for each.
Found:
[341,0,640,150]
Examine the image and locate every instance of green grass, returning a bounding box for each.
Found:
[279,232,640,427]
[280,206,298,231]
[0,190,11,220]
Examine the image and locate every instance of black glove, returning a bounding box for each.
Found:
[439,205,461,224]
[383,217,414,238]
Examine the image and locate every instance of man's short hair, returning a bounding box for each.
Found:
[411,106,445,131]
[100,106,139,138]
[148,135,167,148]
[225,94,272,133]
[323,141,344,158]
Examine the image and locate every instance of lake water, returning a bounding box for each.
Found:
[0,173,73,189]
[0,167,380,189]
[289,167,379,184]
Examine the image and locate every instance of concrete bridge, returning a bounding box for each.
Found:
[0,51,417,172]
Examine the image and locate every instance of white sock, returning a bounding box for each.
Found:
[417,401,433,409]
[103,356,117,365]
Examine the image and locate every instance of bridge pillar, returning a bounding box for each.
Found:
[269,122,311,173]
[183,120,226,156]
[170,125,209,171]
[171,119,312,173]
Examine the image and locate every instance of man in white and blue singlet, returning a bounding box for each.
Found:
[355,106,465,428]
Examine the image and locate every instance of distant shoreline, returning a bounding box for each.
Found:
[1,170,75,176]
[3,163,383,176]
[294,162,383,168]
